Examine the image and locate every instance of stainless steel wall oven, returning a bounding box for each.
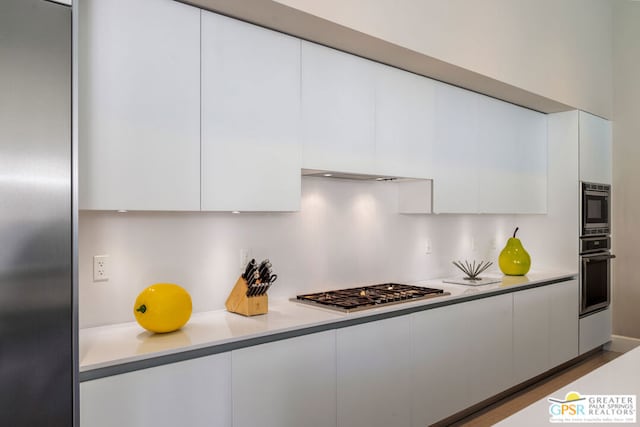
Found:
[579,181,615,317]
[580,236,615,316]
[582,182,610,236]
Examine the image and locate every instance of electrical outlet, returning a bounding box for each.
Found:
[491,237,498,250]
[425,239,432,254]
[93,255,109,282]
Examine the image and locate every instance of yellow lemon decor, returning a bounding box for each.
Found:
[134,283,192,333]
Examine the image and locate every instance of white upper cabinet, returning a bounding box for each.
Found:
[201,12,301,211]
[301,41,377,174]
[432,83,547,214]
[579,111,612,184]
[79,0,201,211]
[375,66,436,178]
[432,83,480,213]
[477,96,547,214]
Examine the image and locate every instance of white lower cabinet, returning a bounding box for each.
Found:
[513,287,551,383]
[80,352,231,427]
[513,281,579,384]
[337,316,412,427]
[411,302,472,426]
[411,293,513,425]
[232,331,336,427]
[465,294,514,405]
[549,280,579,366]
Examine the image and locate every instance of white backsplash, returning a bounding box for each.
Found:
[79,176,574,328]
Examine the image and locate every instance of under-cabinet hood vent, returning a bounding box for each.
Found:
[302,169,411,182]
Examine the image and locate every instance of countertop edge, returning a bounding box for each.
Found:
[80,273,577,382]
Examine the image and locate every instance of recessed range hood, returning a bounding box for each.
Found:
[302,169,433,214]
[302,168,416,182]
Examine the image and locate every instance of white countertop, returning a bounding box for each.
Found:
[498,345,640,426]
[80,270,576,376]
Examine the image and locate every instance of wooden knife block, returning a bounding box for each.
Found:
[225,276,268,316]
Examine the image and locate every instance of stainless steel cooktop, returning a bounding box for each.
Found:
[295,283,450,313]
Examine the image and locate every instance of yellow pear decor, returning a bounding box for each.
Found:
[498,227,531,276]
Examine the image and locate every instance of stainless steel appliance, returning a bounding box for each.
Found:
[581,182,610,236]
[580,236,615,316]
[0,0,75,425]
[296,283,449,312]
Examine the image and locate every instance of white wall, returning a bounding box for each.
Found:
[272,0,613,118]
[612,0,640,338]
[80,169,575,328]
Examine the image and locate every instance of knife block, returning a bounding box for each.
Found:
[225,276,268,316]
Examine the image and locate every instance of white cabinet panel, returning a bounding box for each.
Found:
[579,111,612,184]
[80,353,231,427]
[232,331,336,427]
[466,294,514,404]
[549,280,579,366]
[301,41,376,174]
[79,0,200,211]
[513,287,550,384]
[432,83,546,214]
[477,96,547,214]
[514,281,579,384]
[411,304,471,426]
[375,65,436,178]
[412,293,513,424]
[432,83,480,213]
[201,12,301,211]
[337,316,412,427]
[579,307,612,354]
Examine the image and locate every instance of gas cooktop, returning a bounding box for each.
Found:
[295,283,450,313]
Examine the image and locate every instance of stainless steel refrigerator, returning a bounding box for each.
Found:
[0,0,75,425]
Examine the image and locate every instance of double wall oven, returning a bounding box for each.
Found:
[580,182,615,316]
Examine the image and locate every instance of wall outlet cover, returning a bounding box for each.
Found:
[93,255,109,282]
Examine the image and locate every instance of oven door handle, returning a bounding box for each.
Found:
[583,254,616,263]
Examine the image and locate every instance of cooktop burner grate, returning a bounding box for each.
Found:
[296,283,448,312]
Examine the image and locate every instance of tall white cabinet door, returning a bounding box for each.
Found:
[432,83,480,213]
[411,305,471,426]
[79,0,200,211]
[232,331,336,427]
[477,96,547,214]
[549,280,579,367]
[201,12,301,211]
[301,41,376,174]
[466,294,514,404]
[80,353,231,427]
[337,316,412,427]
[375,65,436,178]
[513,287,550,384]
[579,111,612,184]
